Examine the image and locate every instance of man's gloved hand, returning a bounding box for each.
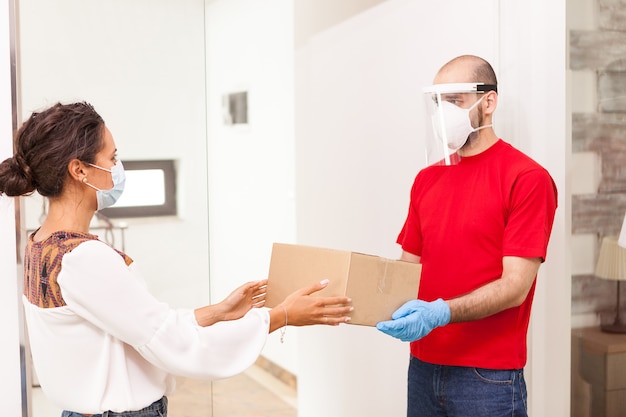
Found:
[376,298,450,342]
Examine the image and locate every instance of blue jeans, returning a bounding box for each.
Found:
[61,396,167,417]
[407,356,527,417]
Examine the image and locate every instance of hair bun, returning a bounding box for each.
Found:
[13,153,34,182]
[0,154,36,196]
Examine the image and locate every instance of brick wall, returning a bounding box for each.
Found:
[570,0,626,327]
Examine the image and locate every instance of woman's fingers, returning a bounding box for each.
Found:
[251,285,266,297]
[318,296,352,307]
[302,297,353,325]
[323,316,351,326]
[319,304,353,316]
[293,281,351,308]
[316,303,353,325]
[279,279,354,326]
[252,293,267,307]
[297,278,330,296]
[251,280,267,307]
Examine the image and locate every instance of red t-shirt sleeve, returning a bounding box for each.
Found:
[502,167,558,262]
[397,175,423,257]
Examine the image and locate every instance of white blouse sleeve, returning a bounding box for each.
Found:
[57,240,269,380]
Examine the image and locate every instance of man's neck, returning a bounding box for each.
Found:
[458,129,499,157]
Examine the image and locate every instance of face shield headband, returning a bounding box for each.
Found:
[422,83,497,166]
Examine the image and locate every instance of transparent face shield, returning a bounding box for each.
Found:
[422,83,496,166]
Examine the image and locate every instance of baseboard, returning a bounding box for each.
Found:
[254,355,297,390]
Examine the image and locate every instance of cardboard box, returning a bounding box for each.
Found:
[265,243,421,326]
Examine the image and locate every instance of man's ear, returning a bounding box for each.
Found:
[483,91,498,114]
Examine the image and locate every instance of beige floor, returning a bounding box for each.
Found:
[32,365,297,417]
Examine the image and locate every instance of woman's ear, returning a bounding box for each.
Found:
[67,159,86,182]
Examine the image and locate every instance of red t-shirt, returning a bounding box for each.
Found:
[397,139,557,369]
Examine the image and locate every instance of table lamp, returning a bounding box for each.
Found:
[619,212,626,249]
[595,234,626,333]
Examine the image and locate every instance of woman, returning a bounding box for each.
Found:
[0,102,353,417]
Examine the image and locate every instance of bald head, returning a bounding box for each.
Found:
[434,55,498,87]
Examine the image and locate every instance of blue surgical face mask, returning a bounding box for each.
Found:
[83,161,126,210]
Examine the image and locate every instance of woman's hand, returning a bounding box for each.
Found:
[269,279,353,333]
[195,279,267,327]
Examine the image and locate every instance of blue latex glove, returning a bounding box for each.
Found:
[376,298,450,342]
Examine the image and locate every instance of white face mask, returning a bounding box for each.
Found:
[432,95,492,151]
[83,161,126,210]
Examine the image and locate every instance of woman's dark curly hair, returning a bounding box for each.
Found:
[0,102,105,197]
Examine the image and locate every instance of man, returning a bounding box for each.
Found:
[376,55,558,417]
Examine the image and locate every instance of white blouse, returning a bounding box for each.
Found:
[23,239,270,414]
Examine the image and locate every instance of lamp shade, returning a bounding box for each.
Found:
[595,236,626,281]
[619,213,626,249]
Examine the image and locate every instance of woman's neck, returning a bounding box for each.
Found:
[35,197,95,241]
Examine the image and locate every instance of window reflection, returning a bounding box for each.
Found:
[115,169,166,207]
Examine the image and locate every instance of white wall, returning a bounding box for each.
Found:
[204,0,298,372]
[294,0,570,416]
[294,0,387,46]
[18,0,209,309]
[295,1,498,416]
[0,0,24,413]
[498,2,570,415]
